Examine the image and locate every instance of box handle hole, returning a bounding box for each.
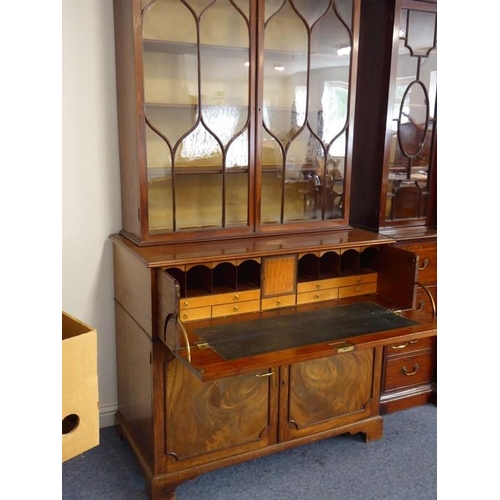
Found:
[62,413,80,435]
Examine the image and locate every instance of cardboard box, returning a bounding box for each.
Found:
[62,311,99,462]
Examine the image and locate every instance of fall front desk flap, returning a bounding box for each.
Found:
[195,302,416,361]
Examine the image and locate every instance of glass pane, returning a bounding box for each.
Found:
[226,129,249,226]
[226,171,249,227]
[143,0,251,232]
[263,3,308,145]
[285,129,321,222]
[265,0,285,21]
[175,130,223,230]
[261,131,283,224]
[325,146,345,219]
[292,0,330,26]
[386,7,436,221]
[147,127,173,232]
[398,81,428,157]
[405,10,437,56]
[262,0,352,225]
[143,0,196,42]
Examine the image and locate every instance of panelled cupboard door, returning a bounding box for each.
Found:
[161,357,278,473]
[113,0,360,245]
[278,349,378,442]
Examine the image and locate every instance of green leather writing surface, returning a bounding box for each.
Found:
[196,302,416,360]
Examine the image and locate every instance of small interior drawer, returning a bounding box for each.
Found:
[261,294,296,311]
[180,289,260,310]
[338,282,377,299]
[296,287,339,305]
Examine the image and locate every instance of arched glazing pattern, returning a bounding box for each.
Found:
[261,0,353,225]
[142,0,251,233]
[386,6,437,221]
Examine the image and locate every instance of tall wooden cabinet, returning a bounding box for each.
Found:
[111,1,437,498]
[350,0,437,412]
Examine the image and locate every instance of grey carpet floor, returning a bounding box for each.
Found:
[62,404,437,500]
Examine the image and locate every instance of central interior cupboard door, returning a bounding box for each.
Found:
[141,0,253,235]
[259,0,357,230]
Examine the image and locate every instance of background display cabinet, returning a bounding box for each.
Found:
[350,0,437,412]
[113,0,360,246]
[351,0,437,234]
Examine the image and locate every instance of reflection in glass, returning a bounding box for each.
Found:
[261,0,352,225]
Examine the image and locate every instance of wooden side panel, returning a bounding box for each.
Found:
[373,245,417,309]
[261,255,297,297]
[113,244,153,336]
[350,0,395,230]
[280,350,376,441]
[115,302,154,466]
[113,0,143,240]
[163,359,277,472]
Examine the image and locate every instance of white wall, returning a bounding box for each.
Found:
[62,0,121,427]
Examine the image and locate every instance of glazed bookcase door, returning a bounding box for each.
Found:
[383,1,437,227]
[141,0,254,236]
[258,0,358,233]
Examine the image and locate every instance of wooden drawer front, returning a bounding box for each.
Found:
[297,288,339,305]
[398,242,436,285]
[180,289,260,310]
[180,306,212,322]
[333,273,377,288]
[384,352,434,391]
[261,294,296,311]
[296,273,377,294]
[212,300,261,318]
[338,282,377,299]
[386,336,435,357]
[297,277,341,293]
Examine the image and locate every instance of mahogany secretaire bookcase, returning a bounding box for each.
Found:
[110,0,437,497]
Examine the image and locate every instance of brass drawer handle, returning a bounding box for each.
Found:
[233,306,239,312]
[255,370,274,378]
[391,340,418,350]
[276,299,282,306]
[401,363,419,376]
[415,281,437,318]
[418,257,430,271]
[233,294,239,301]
